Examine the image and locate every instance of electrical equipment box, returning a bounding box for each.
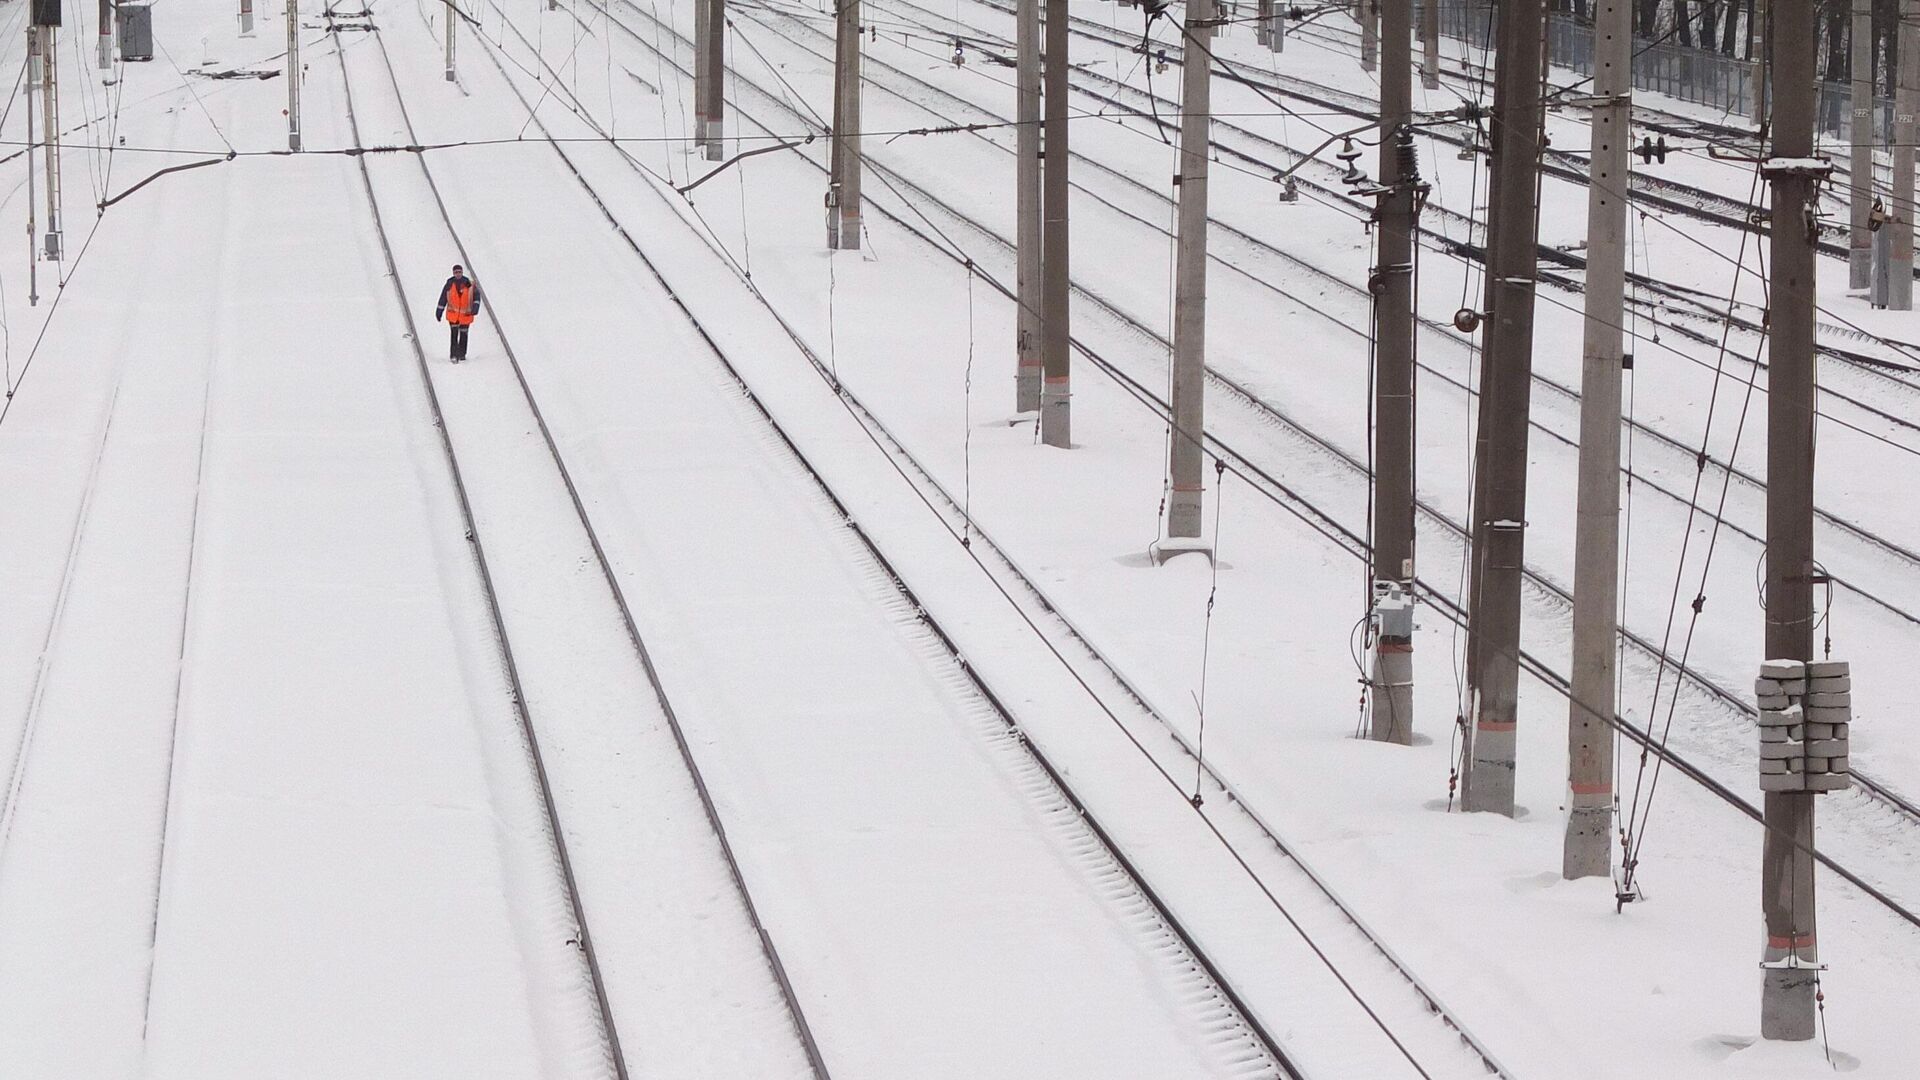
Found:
[32,0,60,26]
[117,3,155,61]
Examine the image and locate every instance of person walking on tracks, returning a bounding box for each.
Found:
[434,264,484,362]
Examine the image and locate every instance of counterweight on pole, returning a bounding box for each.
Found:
[1165,0,1213,540]
[1038,0,1071,448]
[1462,0,1544,816]
[1014,0,1042,410]
[1368,0,1418,744]
[1759,0,1823,1040]
[1564,0,1630,878]
[827,0,863,249]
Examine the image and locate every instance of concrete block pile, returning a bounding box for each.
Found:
[1756,659,1852,793]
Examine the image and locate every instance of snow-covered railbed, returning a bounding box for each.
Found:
[464,0,1920,1074]
[327,6,1452,1077]
[335,25,829,1080]
[581,0,1920,900]
[0,17,604,1077]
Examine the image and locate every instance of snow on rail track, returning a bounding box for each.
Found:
[324,5,1433,1077]
[466,12,1528,1078]
[731,0,1920,625]
[590,0,1920,885]
[0,20,603,1077]
[474,0,1920,1065]
[335,20,834,1080]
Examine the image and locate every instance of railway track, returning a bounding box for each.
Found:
[459,2,1580,1075]
[726,0,1920,774]
[741,0,1920,633]
[334,20,838,1079]
[476,1,1920,1072]
[870,0,1920,413]
[334,7,1442,1077]
[575,0,1920,884]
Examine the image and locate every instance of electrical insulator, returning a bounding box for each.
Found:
[952,41,966,65]
[1395,125,1419,184]
[1155,48,1168,73]
[1636,135,1668,164]
[1336,137,1365,186]
[1278,175,1299,203]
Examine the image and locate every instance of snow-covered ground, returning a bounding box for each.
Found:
[0,0,1914,1076]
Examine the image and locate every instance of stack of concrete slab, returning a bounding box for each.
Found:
[1756,659,1852,793]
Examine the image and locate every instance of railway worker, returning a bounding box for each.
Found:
[434,264,484,362]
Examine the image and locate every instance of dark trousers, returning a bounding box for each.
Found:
[449,324,471,360]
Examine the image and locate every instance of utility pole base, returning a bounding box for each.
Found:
[1562,804,1611,878]
[1165,489,1202,540]
[1152,536,1213,565]
[1368,645,1413,744]
[97,37,110,67]
[1463,728,1516,814]
[1850,248,1871,292]
[704,120,725,160]
[1890,272,1915,312]
[1039,382,1070,448]
[240,13,254,34]
[1015,370,1040,414]
[1760,967,1818,1041]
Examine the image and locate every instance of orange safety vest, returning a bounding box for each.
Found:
[446,281,476,326]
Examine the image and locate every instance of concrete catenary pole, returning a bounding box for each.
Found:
[1759,0,1821,1040]
[1360,0,1377,72]
[288,0,302,151]
[827,0,863,249]
[1420,0,1438,89]
[1849,0,1873,290]
[39,15,61,261]
[1564,0,1630,878]
[702,0,725,159]
[1462,0,1544,816]
[1369,0,1417,744]
[1750,0,1768,123]
[25,25,37,306]
[1890,0,1917,310]
[695,0,710,154]
[1039,0,1071,448]
[241,0,255,36]
[98,0,111,67]
[1015,0,1042,410]
[1166,0,1214,539]
[443,0,455,80]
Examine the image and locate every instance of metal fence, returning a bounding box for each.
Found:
[1431,2,1889,141]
